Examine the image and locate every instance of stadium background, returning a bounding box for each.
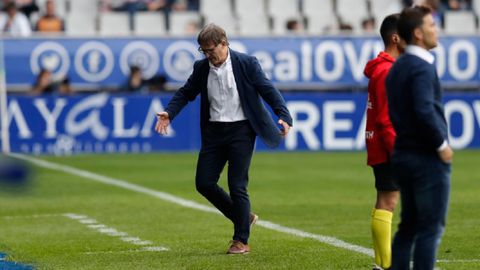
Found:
[0,0,479,269]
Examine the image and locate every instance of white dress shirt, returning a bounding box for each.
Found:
[405,45,435,64]
[207,50,247,122]
[0,13,32,37]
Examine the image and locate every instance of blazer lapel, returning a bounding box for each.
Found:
[198,59,209,97]
[197,59,210,128]
[230,50,245,98]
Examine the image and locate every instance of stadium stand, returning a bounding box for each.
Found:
[65,13,96,36]
[235,0,270,35]
[69,0,99,15]
[3,0,477,36]
[303,0,338,34]
[235,0,267,17]
[267,0,302,35]
[169,10,201,35]
[133,11,167,35]
[199,0,233,18]
[237,15,270,36]
[472,0,480,16]
[203,13,237,34]
[99,12,131,35]
[336,0,370,33]
[369,0,403,31]
[443,10,477,34]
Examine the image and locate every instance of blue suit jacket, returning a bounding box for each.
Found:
[386,53,448,153]
[165,49,293,148]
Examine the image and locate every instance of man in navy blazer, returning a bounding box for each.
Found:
[155,24,292,254]
[386,6,453,270]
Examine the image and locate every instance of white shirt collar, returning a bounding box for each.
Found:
[406,45,435,64]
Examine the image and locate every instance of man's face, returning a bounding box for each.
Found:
[420,14,438,49]
[199,40,228,67]
[7,7,16,18]
[46,1,55,16]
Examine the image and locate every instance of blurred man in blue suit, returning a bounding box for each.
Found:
[155,23,292,254]
[0,155,31,193]
[386,5,453,270]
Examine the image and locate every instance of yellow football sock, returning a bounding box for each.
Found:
[371,209,381,266]
[372,208,382,265]
[371,208,393,269]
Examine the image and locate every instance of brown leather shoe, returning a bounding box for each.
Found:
[249,213,258,228]
[226,240,250,254]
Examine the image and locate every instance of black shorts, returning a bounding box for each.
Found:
[372,162,399,192]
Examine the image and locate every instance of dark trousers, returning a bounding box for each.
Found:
[391,151,451,270]
[195,120,256,244]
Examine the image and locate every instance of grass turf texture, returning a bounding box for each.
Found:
[0,151,479,269]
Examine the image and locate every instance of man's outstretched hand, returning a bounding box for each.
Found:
[155,112,170,135]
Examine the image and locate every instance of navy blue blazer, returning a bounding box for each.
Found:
[165,49,293,148]
[386,53,448,153]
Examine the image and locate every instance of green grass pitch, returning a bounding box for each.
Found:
[0,151,479,269]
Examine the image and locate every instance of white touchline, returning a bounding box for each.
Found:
[4,214,477,264]
[63,213,164,249]
[2,212,169,252]
[10,153,375,257]
[437,259,480,263]
[83,247,169,255]
[2,214,60,219]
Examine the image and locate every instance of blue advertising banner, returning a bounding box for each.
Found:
[2,93,479,155]
[5,93,200,154]
[3,36,480,89]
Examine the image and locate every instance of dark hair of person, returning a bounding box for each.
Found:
[197,23,229,47]
[380,14,399,46]
[130,65,141,74]
[33,68,55,94]
[4,2,17,12]
[286,19,299,30]
[397,5,432,44]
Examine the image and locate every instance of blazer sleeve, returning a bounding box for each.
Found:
[248,57,293,126]
[165,61,202,122]
[411,65,445,149]
[374,68,396,155]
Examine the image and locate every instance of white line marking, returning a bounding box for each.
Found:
[141,246,169,251]
[87,224,106,229]
[83,246,169,255]
[98,228,128,237]
[257,220,373,256]
[10,153,374,257]
[62,213,167,250]
[2,214,60,219]
[437,259,480,263]
[120,237,153,246]
[3,202,478,264]
[1,212,169,252]
[78,219,97,224]
[64,213,88,220]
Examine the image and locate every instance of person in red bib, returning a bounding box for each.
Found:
[363,13,405,270]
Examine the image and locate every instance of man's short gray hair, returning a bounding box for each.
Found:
[197,23,229,46]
